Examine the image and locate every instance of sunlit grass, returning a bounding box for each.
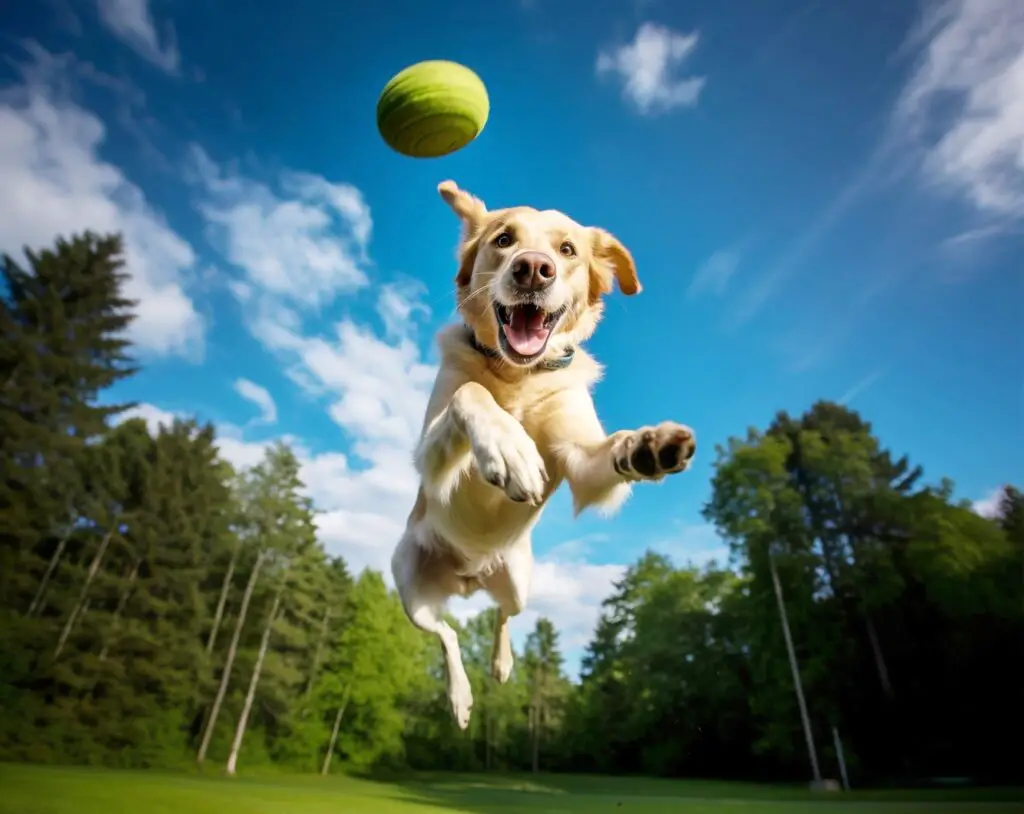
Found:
[1,764,1020,814]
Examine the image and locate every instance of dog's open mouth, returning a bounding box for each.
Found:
[494,302,567,362]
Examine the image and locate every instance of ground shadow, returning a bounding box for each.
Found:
[362,770,1024,814]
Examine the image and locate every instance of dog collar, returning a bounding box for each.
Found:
[465,326,575,371]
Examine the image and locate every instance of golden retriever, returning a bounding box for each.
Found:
[391,180,696,729]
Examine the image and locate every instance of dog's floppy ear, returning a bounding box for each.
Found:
[438,180,487,232]
[439,180,488,287]
[589,227,642,301]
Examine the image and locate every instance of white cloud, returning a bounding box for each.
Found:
[656,523,732,570]
[95,0,180,74]
[118,402,177,433]
[894,0,1024,220]
[234,378,277,425]
[0,47,205,359]
[245,289,438,576]
[377,279,431,339]
[687,250,740,299]
[189,146,371,309]
[186,142,436,575]
[838,368,887,406]
[596,23,706,114]
[186,149,432,576]
[972,486,1007,519]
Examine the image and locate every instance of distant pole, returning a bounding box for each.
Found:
[832,725,850,791]
[768,547,822,783]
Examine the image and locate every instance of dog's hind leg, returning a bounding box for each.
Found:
[480,536,533,684]
[391,523,476,730]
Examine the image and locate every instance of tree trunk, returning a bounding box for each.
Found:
[27,522,74,617]
[196,549,265,766]
[99,558,141,662]
[54,528,114,658]
[206,542,240,655]
[305,607,332,698]
[320,685,351,777]
[225,577,284,776]
[768,547,822,783]
[864,612,894,699]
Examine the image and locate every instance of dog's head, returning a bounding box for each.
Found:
[439,180,642,368]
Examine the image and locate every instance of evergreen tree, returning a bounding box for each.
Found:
[1,232,136,611]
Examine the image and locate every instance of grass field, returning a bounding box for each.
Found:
[1,764,1022,814]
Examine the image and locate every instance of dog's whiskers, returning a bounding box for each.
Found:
[459,282,493,309]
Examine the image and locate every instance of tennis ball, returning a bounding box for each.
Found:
[376,60,490,159]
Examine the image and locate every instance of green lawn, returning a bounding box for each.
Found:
[1,764,1021,814]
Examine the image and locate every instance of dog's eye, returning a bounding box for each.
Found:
[559,240,577,258]
[495,231,513,249]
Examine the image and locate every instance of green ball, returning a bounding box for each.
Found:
[376,60,490,159]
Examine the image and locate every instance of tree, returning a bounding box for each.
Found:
[703,405,1024,782]
[1,232,136,612]
[522,618,566,773]
[222,444,322,774]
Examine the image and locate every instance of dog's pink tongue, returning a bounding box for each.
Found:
[503,308,549,357]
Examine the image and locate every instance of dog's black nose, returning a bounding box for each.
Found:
[511,252,555,291]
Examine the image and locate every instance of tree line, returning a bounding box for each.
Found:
[1,232,1020,784]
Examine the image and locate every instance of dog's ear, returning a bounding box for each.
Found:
[589,228,642,301]
[439,180,488,288]
[438,180,487,231]
[453,236,482,288]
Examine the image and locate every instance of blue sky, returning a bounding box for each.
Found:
[2,0,1021,673]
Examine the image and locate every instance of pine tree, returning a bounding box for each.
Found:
[1,233,137,612]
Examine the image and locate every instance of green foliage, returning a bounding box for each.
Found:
[0,232,1020,786]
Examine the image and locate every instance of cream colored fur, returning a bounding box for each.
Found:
[391,180,696,729]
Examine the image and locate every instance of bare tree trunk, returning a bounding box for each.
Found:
[768,547,822,783]
[27,522,74,617]
[225,578,284,776]
[196,549,265,766]
[54,528,114,658]
[305,607,331,698]
[206,542,240,655]
[99,558,141,663]
[864,612,894,699]
[320,685,351,776]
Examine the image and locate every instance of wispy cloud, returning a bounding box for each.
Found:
[838,368,886,406]
[95,0,181,74]
[687,249,741,299]
[726,157,883,330]
[188,146,372,310]
[596,23,706,114]
[234,379,278,426]
[893,0,1024,221]
[730,0,1024,329]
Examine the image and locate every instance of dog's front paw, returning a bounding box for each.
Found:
[612,422,696,482]
[468,413,547,505]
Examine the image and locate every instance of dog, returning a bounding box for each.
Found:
[391,180,696,729]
